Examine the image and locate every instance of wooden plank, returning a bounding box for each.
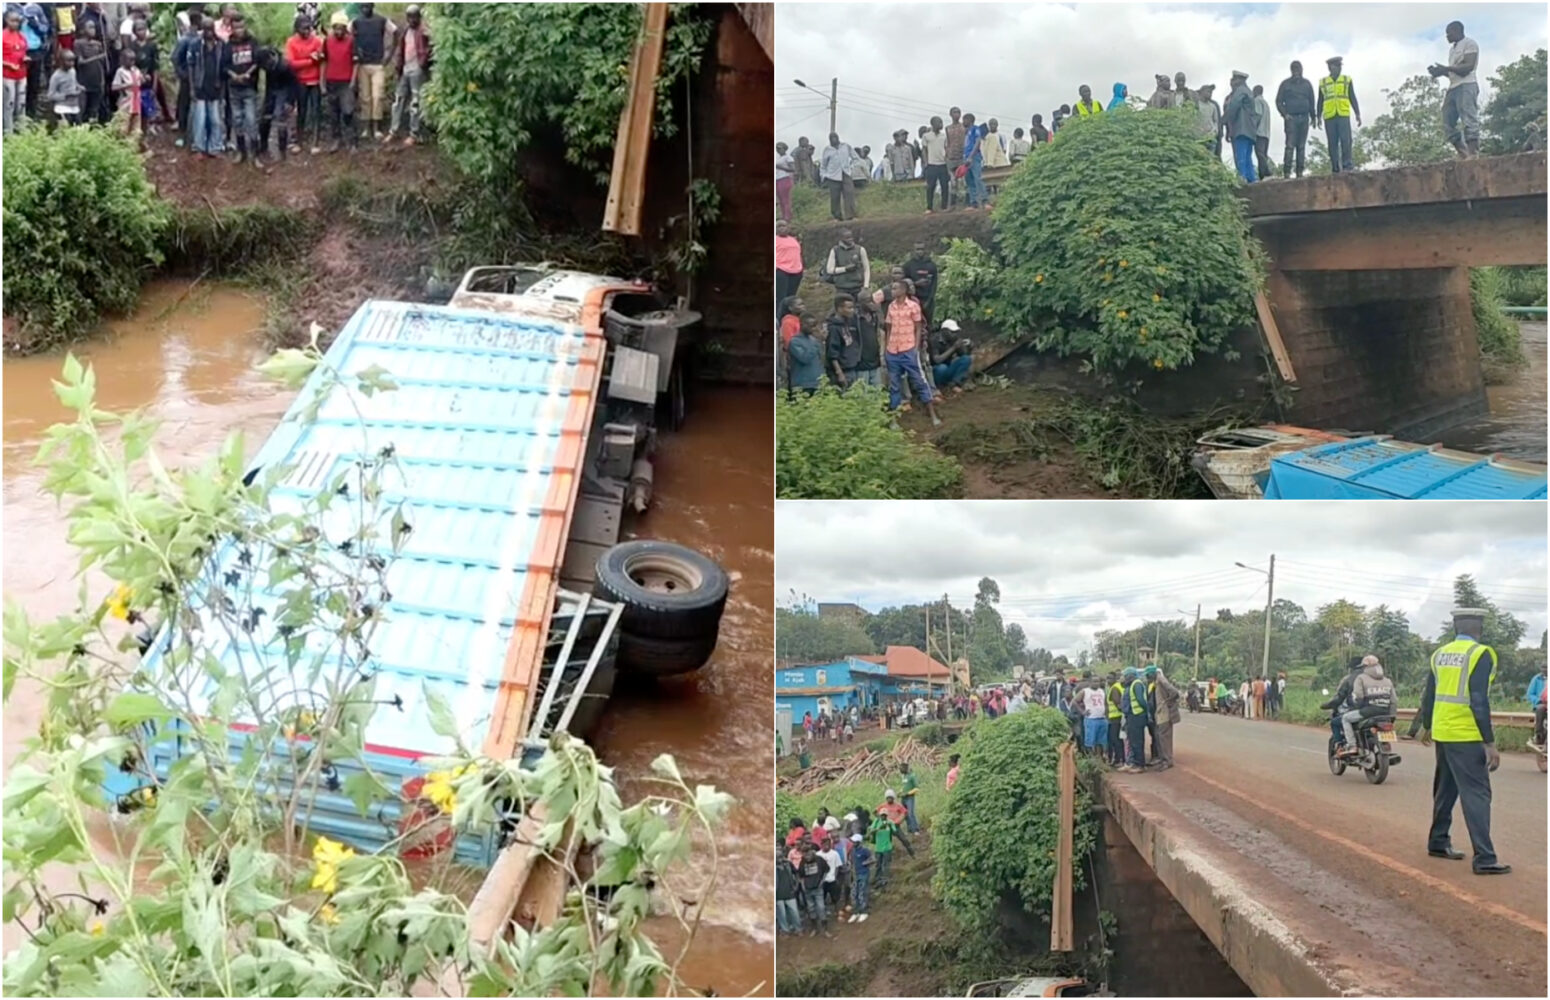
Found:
[1256,197,1547,270]
[602,3,669,235]
[1051,739,1076,953]
[1253,286,1297,383]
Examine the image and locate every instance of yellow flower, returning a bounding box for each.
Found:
[106,584,132,621]
[1117,310,1128,319]
[1140,327,1148,337]
[421,763,478,816]
[1103,274,1112,283]
[89,920,105,936]
[318,903,340,925]
[1152,293,1161,302]
[1153,358,1165,370]
[1102,299,1111,307]
[311,837,355,895]
[1119,260,1129,268]
[465,82,479,93]
[1097,257,1106,265]
[1034,274,1044,284]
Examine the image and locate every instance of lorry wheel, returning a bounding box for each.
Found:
[617,631,719,677]
[593,540,728,641]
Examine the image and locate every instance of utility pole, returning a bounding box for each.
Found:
[944,593,953,663]
[1261,554,1275,679]
[1153,622,1162,665]
[1192,604,1201,681]
[925,603,932,696]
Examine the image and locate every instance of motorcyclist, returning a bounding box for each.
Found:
[1338,655,1396,757]
[1320,656,1367,749]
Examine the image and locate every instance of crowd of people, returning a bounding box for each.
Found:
[1039,665,1183,773]
[778,759,952,937]
[1195,672,1288,719]
[777,225,971,418]
[2,2,434,160]
[775,19,1487,222]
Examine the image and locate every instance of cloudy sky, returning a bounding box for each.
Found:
[776,2,1547,160]
[776,502,1548,657]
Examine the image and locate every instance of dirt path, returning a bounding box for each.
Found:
[897,382,1127,499]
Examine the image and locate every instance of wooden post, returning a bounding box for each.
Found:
[1253,286,1297,383]
[602,3,669,235]
[1051,740,1076,952]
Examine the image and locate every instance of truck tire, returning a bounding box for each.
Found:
[617,631,719,677]
[593,540,728,641]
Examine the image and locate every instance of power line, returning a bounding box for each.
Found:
[779,106,833,131]
[1277,558,1548,596]
[1274,566,1548,605]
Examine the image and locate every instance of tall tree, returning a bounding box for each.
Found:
[1305,131,1373,175]
[969,577,1011,679]
[1316,599,1369,667]
[1004,623,1030,664]
[1482,49,1548,155]
[1356,74,1456,166]
[777,594,876,664]
[1441,575,1527,679]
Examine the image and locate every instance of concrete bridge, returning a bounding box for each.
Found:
[1242,152,1548,439]
[1098,715,1546,997]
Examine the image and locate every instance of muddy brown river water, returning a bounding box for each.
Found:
[1,281,774,994]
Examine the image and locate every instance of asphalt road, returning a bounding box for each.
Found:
[1129,712,1546,995]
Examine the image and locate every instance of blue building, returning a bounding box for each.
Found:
[776,646,951,728]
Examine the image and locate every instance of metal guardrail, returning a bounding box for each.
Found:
[1500,306,1547,316]
[1393,706,1535,726]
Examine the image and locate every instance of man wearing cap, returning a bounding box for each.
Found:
[321,11,357,152]
[1416,608,1510,875]
[1275,61,1316,178]
[927,320,974,393]
[387,3,431,146]
[1224,70,1258,182]
[1121,667,1151,773]
[1430,20,1480,157]
[1316,56,1361,173]
[885,129,915,182]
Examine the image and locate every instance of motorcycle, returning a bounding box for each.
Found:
[1328,714,1401,784]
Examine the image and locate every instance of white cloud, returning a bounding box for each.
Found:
[776,2,1547,161]
[776,500,1548,657]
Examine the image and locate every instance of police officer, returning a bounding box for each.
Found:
[1417,607,1510,875]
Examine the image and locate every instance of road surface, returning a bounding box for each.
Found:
[1108,712,1546,996]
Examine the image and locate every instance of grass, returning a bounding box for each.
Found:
[1262,684,1536,752]
[790,178,934,228]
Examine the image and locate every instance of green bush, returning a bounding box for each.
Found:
[1470,267,1527,372]
[425,3,712,186]
[974,108,1263,372]
[934,237,1006,336]
[1492,266,1547,307]
[930,709,1096,934]
[912,722,945,746]
[2,127,168,349]
[784,762,952,831]
[777,383,964,499]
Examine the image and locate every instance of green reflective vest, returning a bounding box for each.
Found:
[1107,682,1123,719]
[1430,638,1496,742]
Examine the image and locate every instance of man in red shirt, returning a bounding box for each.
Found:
[321,11,357,152]
[2,10,27,135]
[883,280,939,424]
[285,14,325,154]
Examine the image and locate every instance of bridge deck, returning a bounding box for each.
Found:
[1241,151,1547,217]
[1101,713,1545,996]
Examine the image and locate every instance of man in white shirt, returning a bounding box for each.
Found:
[920,115,950,213]
[1082,681,1109,756]
[1430,20,1480,157]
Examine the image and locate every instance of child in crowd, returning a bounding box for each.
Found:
[45,47,80,126]
[111,47,141,143]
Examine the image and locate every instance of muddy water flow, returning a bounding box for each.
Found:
[1,281,773,993]
[1438,321,1548,461]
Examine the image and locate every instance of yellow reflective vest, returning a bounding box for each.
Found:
[1429,638,1496,742]
[1107,682,1123,719]
[1128,679,1149,716]
[1075,99,1104,118]
[1320,75,1353,120]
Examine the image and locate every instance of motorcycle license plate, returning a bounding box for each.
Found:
[1378,731,1397,743]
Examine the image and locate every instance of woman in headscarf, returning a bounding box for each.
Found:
[1108,82,1129,111]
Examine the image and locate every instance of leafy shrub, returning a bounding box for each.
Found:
[912,722,945,746]
[976,108,1263,372]
[2,127,168,349]
[426,4,712,186]
[1470,267,1526,373]
[934,237,1007,336]
[1492,266,1547,307]
[776,789,801,835]
[777,383,964,499]
[931,709,1096,934]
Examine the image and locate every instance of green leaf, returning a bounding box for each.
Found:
[257,348,320,389]
[647,754,681,783]
[423,682,461,746]
[343,771,389,816]
[103,692,173,728]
